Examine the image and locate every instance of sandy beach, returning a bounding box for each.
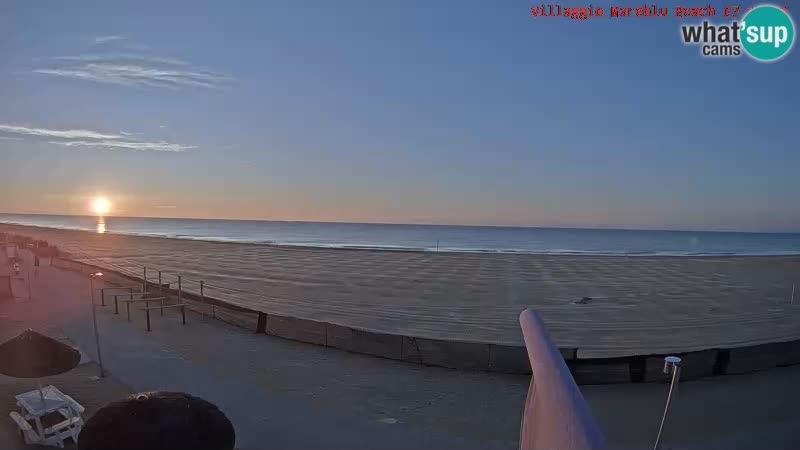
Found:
[2,223,800,358]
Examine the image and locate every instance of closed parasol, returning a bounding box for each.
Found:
[0,329,81,399]
[78,391,236,450]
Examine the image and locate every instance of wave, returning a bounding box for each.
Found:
[2,219,800,257]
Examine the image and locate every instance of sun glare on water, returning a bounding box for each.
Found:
[91,197,111,215]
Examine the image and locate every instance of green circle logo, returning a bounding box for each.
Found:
[741,5,795,62]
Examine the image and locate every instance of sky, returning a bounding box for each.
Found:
[0,1,798,232]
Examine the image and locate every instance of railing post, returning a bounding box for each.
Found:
[126,301,131,322]
[100,288,105,307]
[146,308,151,332]
[200,280,205,318]
[257,312,267,334]
[114,295,119,314]
[143,267,147,294]
[181,305,186,325]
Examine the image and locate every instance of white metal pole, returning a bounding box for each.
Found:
[654,356,682,450]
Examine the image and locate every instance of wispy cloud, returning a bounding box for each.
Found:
[0,136,24,141]
[54,54,187,66]
[35,46,232,90]
[34,63,230,89]
[92,35,126,45]
[0,124,193,153]
[0,124,122,140]
[48,140,192,152]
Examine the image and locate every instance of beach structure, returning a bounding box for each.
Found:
[0,329,85,447]
[77,391,235,450]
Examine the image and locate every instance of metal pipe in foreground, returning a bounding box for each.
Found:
[653,356,682,450]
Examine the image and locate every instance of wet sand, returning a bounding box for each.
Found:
[2,223,800,358]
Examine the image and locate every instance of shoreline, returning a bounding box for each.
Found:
[2,220,800,257]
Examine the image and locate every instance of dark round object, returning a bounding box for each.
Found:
[78,391,235,450]
[0,329,81,378]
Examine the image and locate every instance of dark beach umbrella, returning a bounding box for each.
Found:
[0,329,81,400]
[0,329,81,378]
[78,391,236,450]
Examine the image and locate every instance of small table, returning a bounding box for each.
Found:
[15,385,73,442]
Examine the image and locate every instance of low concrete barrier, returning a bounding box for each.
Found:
[726,342,782,374]
[402,337,490,370]
[326,324,404,360]
[567,359,632,385]
[49,256,800,382]
[266,315,327,346]
[777,340,800,367]
[645,349,718,381]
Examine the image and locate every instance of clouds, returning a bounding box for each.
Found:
[34,62,230,89]
[0,124,123,140]
[92,35,126,45]
[34,37,232,90]
[0,124,194,153]
[53,54,188,66]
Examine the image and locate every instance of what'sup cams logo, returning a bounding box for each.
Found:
[680,5,795,62]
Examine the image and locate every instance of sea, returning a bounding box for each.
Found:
[1,213,799,256]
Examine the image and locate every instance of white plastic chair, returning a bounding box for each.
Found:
[9,411,42,445]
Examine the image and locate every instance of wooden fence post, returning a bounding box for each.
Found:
[257,312,267,334]
[200,280,205,318]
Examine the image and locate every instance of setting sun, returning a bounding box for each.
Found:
[91,197,111,215]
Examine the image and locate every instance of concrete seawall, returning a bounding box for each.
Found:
[51,256,800,384]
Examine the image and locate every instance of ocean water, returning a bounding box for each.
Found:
[1,213,799,256]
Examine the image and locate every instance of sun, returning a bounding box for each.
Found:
[91,197,111,215]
